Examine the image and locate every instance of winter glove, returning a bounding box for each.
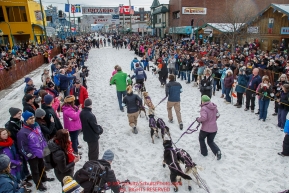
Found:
[121,103,126,107]
[180,88,183,93]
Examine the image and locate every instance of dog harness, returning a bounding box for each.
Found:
[175,148,196,168]
[165,148,186,175]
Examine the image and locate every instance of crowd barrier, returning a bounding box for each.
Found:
[0,47,60,91]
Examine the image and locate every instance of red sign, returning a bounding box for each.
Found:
[119,6,134,15]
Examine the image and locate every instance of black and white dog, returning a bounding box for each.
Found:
[156,118,170,140]
[163,138,192,192]
[148,114,159,143]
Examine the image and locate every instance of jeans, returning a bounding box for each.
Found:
[69,130,79,153]
[199,130,220,156]
[117,91,127,110]
[278,108,289,128]
[225,88,231,102]
[169,68,175,75]
[180,71,186,80]
[213,79,217,92]
[221,79,225,94]
[186,71,191,83]
[259,99,270,120]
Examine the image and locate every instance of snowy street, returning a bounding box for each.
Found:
[0,44,288,193]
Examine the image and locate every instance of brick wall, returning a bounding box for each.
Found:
[169,0,288,27]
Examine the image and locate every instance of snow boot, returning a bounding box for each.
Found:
[220,94,224,98]
[234,103,239,106]
[133,127,138,134]
[213,91,215,96]
[168,119,173,123]
[179,122,183,130]
[216,151,221,160]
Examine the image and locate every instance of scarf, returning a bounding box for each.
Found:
[0,137,14,147]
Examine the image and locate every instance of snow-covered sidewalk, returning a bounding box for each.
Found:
[0,45,288,193]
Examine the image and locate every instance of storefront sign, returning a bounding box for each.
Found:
[182,7,207,15]
[82,7,119,14]
[203,27,213,34]
[169,26,192,34]
[281,27,289,34]
[82,15,113,24]
[247,26,259,33]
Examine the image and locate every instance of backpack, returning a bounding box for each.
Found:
[53,73,60,87]
[43,146,56,170]
[74,160,108,193]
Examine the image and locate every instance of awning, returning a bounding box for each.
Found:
[32,24,44,30]
[152,6,169,15]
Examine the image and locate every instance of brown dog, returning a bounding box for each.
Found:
[143,91,155,115]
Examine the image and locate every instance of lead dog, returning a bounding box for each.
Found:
[148,114,159,143]
[163,138,192,192]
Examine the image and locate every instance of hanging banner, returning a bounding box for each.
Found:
[82,15,113,24]
[34,10,42,21]
[71,4,81,13]
[82,7,119,14]
[119,6,134,15]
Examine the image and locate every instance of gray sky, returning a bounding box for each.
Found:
[41,0,169,12]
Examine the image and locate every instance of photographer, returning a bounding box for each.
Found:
[48,129,80,187]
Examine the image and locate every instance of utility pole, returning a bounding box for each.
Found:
[67,0,72,34]
[39,0,47,42]
[129,0,132,31]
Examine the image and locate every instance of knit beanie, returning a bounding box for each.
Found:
[24,77,31,83]
[35,108,46,118]
[44,94,54,104]
[9,107,21,117]
[0,154,10,171]
[102,149,114,161]
[63,176,84,193]
[201,95,211,103]
[22,110,34,122]
[84,98,92,107]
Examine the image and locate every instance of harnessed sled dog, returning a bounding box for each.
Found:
[148,115,171,143]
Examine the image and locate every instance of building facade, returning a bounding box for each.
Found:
[150,0,169,38]
[0,0,46,47]
[168,0,288,39]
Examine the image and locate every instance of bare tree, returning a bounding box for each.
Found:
[216,0,260,52]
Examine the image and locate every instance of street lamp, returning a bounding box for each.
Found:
[0,21,14,48]
[162,22,166,38]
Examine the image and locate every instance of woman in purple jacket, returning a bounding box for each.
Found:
[224,69,234,104]
[196,95,221,160]
[62,95,82,155]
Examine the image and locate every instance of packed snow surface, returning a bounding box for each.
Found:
[0,42,288,193]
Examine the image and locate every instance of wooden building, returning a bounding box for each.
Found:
[245,4,289,51]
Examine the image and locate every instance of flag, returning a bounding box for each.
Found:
[71,5,75,13]
[65,4,70,12]
[75,4,81,13]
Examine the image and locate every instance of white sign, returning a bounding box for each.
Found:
[82,15,114,25]
[34,11,42,21]
[182,7,207,14]
[82,7,119,14]
[204,27,213,34]
[247,26,259,33]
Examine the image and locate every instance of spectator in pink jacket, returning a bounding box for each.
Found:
[110,65,119,82]
[197,95,222,160]
[62,95,82,155]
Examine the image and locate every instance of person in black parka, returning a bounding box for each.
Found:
[200,68,213,98]
[48,129,79,186]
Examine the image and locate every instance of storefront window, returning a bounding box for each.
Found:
[6,6,27,22]
[0,7,4,22]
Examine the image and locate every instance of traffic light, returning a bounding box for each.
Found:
[58,10,63,18]
[191,19,194,27]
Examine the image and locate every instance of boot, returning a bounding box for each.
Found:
[234,103,239,106]
[213,91,215,96]
[220,94,224,98]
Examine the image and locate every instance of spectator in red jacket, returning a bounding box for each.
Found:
[70,79,88,108]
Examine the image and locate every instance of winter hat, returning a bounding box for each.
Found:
[0,154,10,171]
[24,94,35,102]
[63,176,84,193]
[35,108,46,118]
[84,98,92,107]
[44,94,54,104]
[24,77,31,83]
[22,110,34,122]
[201,95,211,103]
[102,149,114,161]
[64,95,75,103]
[9,107,21,117]
[226,69,233,75]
